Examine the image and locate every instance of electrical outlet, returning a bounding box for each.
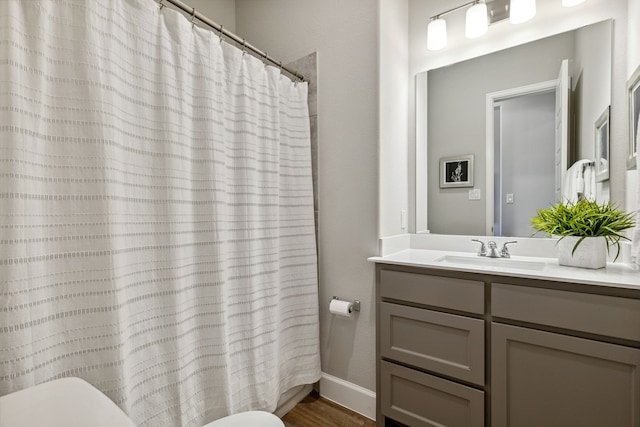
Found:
[506,193,514,204]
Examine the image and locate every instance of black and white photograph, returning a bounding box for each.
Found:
[440,155,474,188]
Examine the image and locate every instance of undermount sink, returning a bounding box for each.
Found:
[435,254,547,271]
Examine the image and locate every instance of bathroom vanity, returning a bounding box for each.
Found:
[372,249,640,427]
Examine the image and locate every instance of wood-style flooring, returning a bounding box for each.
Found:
[281,391,376,427]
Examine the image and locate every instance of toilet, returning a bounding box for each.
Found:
[0,377,284,427]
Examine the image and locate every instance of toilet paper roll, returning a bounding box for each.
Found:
[329,299,353,317]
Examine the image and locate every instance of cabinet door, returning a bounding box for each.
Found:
[492,323,640,427]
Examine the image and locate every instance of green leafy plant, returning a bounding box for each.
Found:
[531,200,636,261]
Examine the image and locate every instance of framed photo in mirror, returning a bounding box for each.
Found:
[595,106,610,182]
[628,64,640,170]
[440,155,474,188]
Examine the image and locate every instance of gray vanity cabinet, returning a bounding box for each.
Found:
[376,264,640,427]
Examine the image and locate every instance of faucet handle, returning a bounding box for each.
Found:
[500,240,518,258]
[471,239,487,256]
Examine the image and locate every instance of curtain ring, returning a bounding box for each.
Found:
[218,25,224,43]
[191,7,196,27]
[241,39,247,56]
[278,61,283,72]
[158,0,165,10]
[263,51,268,66]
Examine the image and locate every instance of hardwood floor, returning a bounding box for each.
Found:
[281,391,376,427]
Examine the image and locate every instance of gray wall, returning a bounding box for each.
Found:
[427,32,574,235]
[235,0,379,393]
[497,92,556,237]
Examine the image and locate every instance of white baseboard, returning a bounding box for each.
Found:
[319,372,376,421]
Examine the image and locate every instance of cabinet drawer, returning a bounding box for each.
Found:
[381,361,484,427]
[381,302,485,385]
[492,283,640,342]
[380,269,484,314]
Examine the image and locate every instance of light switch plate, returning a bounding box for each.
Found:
[506,193,514,204]
[469,189,481,200]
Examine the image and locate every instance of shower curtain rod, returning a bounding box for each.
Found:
[158,0,305,82]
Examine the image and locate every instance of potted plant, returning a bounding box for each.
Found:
[531,200,636,269]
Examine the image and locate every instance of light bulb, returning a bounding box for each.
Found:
[562,0,585,6]
[510,0,536,24]
[427,18,447,51]
[465,2,488,39]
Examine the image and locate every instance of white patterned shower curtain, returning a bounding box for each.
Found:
[0,1,320,426]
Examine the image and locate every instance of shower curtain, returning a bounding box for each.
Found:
[0,1,320,426]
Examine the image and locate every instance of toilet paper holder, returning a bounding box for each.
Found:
[331,296,360,312]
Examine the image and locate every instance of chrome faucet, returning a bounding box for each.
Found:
[486,241,501,258]
[471,239,487,256]
[471,239,517,258]
[500,241,518,258]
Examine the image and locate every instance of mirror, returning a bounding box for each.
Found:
[417,20,612,237]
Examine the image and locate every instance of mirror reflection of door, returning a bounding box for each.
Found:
[492,87,560,237]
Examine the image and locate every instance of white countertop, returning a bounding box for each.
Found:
[369,249,640,291]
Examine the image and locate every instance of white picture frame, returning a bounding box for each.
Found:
[440,155,474,188]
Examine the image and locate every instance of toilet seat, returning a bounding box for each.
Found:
[202,411,284,427]
[0,377,136,427]
[0,378,284,427]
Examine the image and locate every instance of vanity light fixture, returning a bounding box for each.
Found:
[427,17,448,51]
[428,0,584,50]
[427,1,488,51]
[509,0,537,24]
[562,0,586,6]
[465,2,489,39]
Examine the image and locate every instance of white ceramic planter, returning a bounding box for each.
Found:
[557,236,607,269]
